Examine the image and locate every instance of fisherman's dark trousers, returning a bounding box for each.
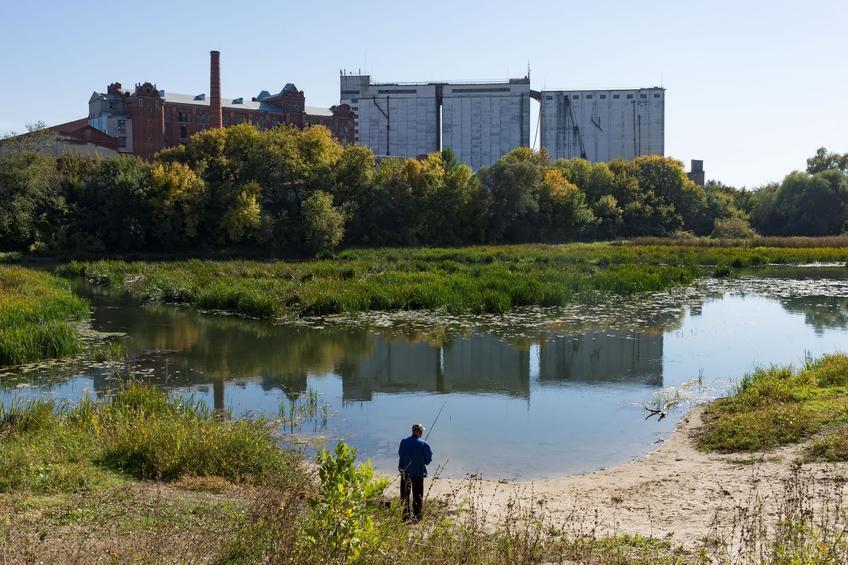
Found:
[400,473,424,521]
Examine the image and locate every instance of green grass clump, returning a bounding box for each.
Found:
[58,242,848,319]
[697,353,848,453]
[0,265,89,365]
[0,384,301,494]
[805,428,848,462]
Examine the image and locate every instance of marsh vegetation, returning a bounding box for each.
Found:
[57,241,848,320]
[0,266,88,365]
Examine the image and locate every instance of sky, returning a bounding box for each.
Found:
[1,0,845,187]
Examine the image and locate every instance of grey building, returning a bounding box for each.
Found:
[539,87,665,163]
[340,73,530,169]
[340,75,439,159]
[441,79,530,170]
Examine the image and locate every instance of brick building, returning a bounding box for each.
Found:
[88,51,355,159]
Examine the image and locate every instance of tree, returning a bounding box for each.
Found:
[148,162,206,248]
[593,194,624,239]
[537,169,596,241]
[302,190,345,256]
[772,170,848,236]
[480,147,546,242]
[807,147,848,175]
[0,150,61,251]
[634,155,708,234]
[63,156,153,252]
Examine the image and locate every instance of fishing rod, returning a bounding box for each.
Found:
[424,398,448,442]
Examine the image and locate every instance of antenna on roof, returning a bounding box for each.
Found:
[527,61,531,80]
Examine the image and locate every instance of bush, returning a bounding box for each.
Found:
[712,216,757,238]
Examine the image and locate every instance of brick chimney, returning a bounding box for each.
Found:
[210,50,222,128]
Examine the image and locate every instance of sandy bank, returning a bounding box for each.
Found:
[387,407,848,547]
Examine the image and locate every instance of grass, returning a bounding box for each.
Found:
[57,241,848,320]
[0,383,302,493]
[697,353,848,453]
[3,379,848,562]
[0,265,89,365]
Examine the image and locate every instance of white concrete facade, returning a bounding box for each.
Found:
[539,88,665,162]
[340,75,438,159]
[441,79,530,170]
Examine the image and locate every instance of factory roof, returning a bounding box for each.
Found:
[160,93,334,116]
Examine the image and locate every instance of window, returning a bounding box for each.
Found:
[116,119,126,134]
[586,94,593,99]
[180,126,187,139]
[545,95,553,100]
[654,93,661,98]
[640,94,647,99]
[613,94,620,99]
[117,137,126,148]
[600,94,606,99]
[236,114,245,123]
[626,94,633,99]
[287,103,301,112]
[199,114,209,124]
[572,95,580,99]
[177,111,186,122]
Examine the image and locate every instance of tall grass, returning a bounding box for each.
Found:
[59,242,848,320]
[0,266,89,365]
[698,353,848,453]
[0,383,301,493]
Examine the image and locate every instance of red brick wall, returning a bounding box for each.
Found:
[128,83,164,159]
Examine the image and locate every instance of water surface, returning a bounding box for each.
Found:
[3,268,848,479]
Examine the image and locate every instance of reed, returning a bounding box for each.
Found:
[0,265,89,365]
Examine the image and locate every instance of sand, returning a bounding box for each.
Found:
[387,407,848,547]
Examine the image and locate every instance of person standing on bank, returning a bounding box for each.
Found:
[398,423,432,522]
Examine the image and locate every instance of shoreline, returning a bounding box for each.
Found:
[384,405,848,547]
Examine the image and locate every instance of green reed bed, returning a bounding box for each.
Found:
[58,241,848,319]
[0,383,301,494]
[59,244,703,319]
[697,353,848,454]
[0,266,89,365]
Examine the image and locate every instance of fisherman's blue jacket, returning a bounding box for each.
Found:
[398,435,433,477]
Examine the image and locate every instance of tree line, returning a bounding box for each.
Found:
[1,124,847,256]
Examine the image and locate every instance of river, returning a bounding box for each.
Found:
[2,266,848,479]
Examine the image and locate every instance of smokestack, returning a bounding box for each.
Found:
[210,50,222,129]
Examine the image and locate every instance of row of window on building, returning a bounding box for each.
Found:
[544,93,663,101]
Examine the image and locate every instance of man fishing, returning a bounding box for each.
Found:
[398,423,432,522]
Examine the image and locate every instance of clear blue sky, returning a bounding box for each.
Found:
[1,0,845,187]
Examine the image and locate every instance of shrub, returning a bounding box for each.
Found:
[712,217,757,238]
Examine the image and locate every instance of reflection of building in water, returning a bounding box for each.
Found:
[339,334,530,400]
[539,331,663,386]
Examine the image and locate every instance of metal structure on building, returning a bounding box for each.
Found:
[537,88,665,163]
[340,73,531,169]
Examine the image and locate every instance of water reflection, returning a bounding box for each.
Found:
[539,332,662,386]
[3,272,848,478]
[780,297,848,335]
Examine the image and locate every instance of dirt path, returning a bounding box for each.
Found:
[388,407,848,547]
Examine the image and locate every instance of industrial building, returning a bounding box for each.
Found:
[441,79,530,170]
[538,87,665,163]
[86,51,355,159]
[340,74,531,169]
